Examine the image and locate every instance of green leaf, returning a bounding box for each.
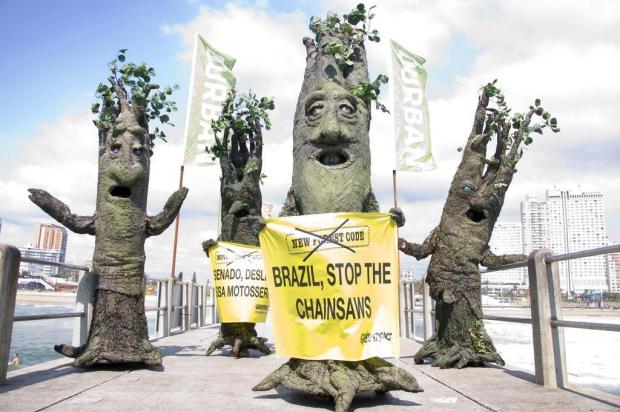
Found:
[535,98,541,107]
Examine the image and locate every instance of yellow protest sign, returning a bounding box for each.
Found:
[208,241,269,323]
[259,212,400,361]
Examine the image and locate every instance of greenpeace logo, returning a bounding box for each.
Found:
[360,331,392,344]
[255,303,269,313]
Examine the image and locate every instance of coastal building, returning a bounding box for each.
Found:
[521,186,609,294]
[18,245,61,277]
[34,223,68,262]
[609,249,620,293]
[483,222,524,287]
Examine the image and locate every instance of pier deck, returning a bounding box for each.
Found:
[2,325,619,411]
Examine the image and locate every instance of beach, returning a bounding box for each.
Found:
[15,291,78,305]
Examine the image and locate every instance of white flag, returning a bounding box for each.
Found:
[391,39,436,172]
[182,35,236,166]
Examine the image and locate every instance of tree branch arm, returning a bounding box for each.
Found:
[480,248,526,269]
[146,187,189,237]
[398,227,438,260]
[27,189,95,235]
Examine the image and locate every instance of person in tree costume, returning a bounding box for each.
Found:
[400,81,559,369]
[252,5,422,411]
[202,89,273,357]
[28,51,188,367]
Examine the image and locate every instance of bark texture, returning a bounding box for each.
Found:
[400,88,531,369]
[28,77,187,367]
[203,114,270,358]
[252,28,421,412]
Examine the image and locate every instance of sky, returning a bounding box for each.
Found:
[1,0,619,281]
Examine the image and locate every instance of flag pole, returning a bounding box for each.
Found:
[170,33,199,279]
[392,169,398,208]
[170,165,185,278]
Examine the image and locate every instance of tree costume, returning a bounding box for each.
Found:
[252,5,422,411]
[400,81,558,368]
[28,51,187,367]
[202,90,273,357]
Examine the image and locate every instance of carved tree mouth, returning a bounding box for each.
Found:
[234,208,250,218]
[110,186,132,198]
[466,208,487,223]
[317,149,348,166]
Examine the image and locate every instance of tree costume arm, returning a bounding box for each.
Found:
[399,227,438,260]
[146,187,189,236]
[480,248,526,269]
[28,188,95,235]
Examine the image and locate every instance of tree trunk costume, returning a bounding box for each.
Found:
[28,66,187,367]
[252,28,421,412]
[400,83,557,368]
[202,110,271,358]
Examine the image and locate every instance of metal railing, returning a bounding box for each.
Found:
[400,243,620,389]
[0,244,215,384]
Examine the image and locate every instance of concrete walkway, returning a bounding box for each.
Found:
[2,325,619,411]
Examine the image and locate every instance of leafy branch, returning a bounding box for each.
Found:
[91,49,179,147]
[309,3,389,113]
[351,74,390,113]
[207,88,275,162]
[478,79,560,170]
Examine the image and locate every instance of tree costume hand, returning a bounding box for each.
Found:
[202,239,217,257]
[389,207,405,227]
[249,216,266,236]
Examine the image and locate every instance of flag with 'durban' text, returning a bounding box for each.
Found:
[182,34,236,166]
[391,39,436,172]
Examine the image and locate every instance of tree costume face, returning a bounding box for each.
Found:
[28,58,187,367]
[400,85,558,369]
[253,8,421,410]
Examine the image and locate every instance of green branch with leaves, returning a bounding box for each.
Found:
[91,49,179,147]
[310,3,390,113]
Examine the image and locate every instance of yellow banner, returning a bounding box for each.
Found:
[259,212,400,361]
[208,241,269,323]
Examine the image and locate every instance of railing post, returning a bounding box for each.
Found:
[0,245,20,385]
[528,249,567,388]
[73,270,95,346]
[163,277,173,337]
[185,282,192,331]
[198,284,207,327]
[399,280,407,338]
[422,276,433,340]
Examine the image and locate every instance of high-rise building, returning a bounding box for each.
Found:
[483,222,524,285]
[608,249,620,293]
[34,223,68,262]
[521,186,609,293]
[18,245,61,277]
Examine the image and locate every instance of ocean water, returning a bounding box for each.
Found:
[8,298,160,372]
[7,303,620,397]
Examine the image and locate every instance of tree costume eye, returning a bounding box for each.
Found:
[462,185,474,195]
[308,105,323,117]
[488,195,498,205]
[339,104,354,115]
[133,147,144,156]
[111,144,121,154]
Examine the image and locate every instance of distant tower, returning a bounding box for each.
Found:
[34,223,68,262]
[485,222,524,285]
[521,186,609,293]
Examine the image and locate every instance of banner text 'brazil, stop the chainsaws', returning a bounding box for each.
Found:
[208,241,269,323]
[259,212,400,361]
